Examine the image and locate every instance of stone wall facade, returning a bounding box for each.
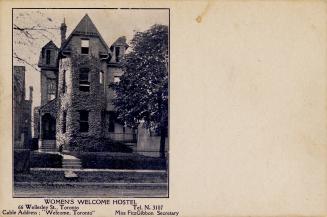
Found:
[36,14,136,152]
[57,54,107,150]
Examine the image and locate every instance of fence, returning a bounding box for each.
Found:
[108,132,137,143]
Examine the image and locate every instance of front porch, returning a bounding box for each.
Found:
[38,139,56,152]
[37,99,58,152]
[38,112,57,152]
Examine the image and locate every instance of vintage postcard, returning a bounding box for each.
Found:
[1,0,327,216]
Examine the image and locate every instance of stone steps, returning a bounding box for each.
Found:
[124,142,137,151]
[62,158,82,169]
[38,140,56,152]
[38,148,57,152]
[62,155,82,179]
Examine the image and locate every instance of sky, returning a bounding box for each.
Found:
[13,8,169,109]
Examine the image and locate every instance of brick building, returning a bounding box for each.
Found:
[34,14,135,151]
[13,66,33,149]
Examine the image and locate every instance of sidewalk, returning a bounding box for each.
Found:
[15,181,167,186]
[16,152,169,197]
[14,182,168,197]
[31,167,167,173]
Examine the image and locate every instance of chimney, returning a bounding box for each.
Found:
[29,86,33,101]
[60,18,67,47]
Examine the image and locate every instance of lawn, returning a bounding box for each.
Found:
[29,151,167,170]
[70,152,167,170]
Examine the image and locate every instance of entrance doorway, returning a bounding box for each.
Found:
[41,113,56,140]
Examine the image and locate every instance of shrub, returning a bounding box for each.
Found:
[74,152,166,170]
[30,138,39,150]
[68,137,133,153]
[30,152,62,168]
[14,150,30,173]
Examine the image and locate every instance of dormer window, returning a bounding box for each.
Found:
[115,47,120,62]
[46,50,51,64]
[81,39,89,54]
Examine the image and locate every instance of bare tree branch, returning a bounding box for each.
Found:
[13,52,40,72]
[13,24,36,40]
[13,11,60,71]
[13,24,59,31]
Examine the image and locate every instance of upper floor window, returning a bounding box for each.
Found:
[81,39,89,54]
[115,47,120,62]
[114,76,120,83]
[62,111,67,133]
[62,70,66,93]
[99,71,104,84]
[101,111,105,129]
[48,94,55,101]
[108,111,116,132]
[46,50,51,64]
[47,79,56,100]
[79,68,90,92]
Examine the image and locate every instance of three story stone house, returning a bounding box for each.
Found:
[34,14,135,151]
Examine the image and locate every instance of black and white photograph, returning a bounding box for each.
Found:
[13,8,169,198]
[3,1,327,216]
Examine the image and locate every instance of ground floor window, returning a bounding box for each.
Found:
[108,111,116,132]
[101,110,106,129]
[62,111,67,133]
[79,110,89,132]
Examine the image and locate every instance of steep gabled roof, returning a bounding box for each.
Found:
[112,36,128,48]
[42,40,58,50]
[60,14,110,52]
[73,14,99,35]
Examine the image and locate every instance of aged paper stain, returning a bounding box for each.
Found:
[196,1,213,23]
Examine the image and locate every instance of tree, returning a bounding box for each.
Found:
[13,10,60,71]
[111,24,168,159]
